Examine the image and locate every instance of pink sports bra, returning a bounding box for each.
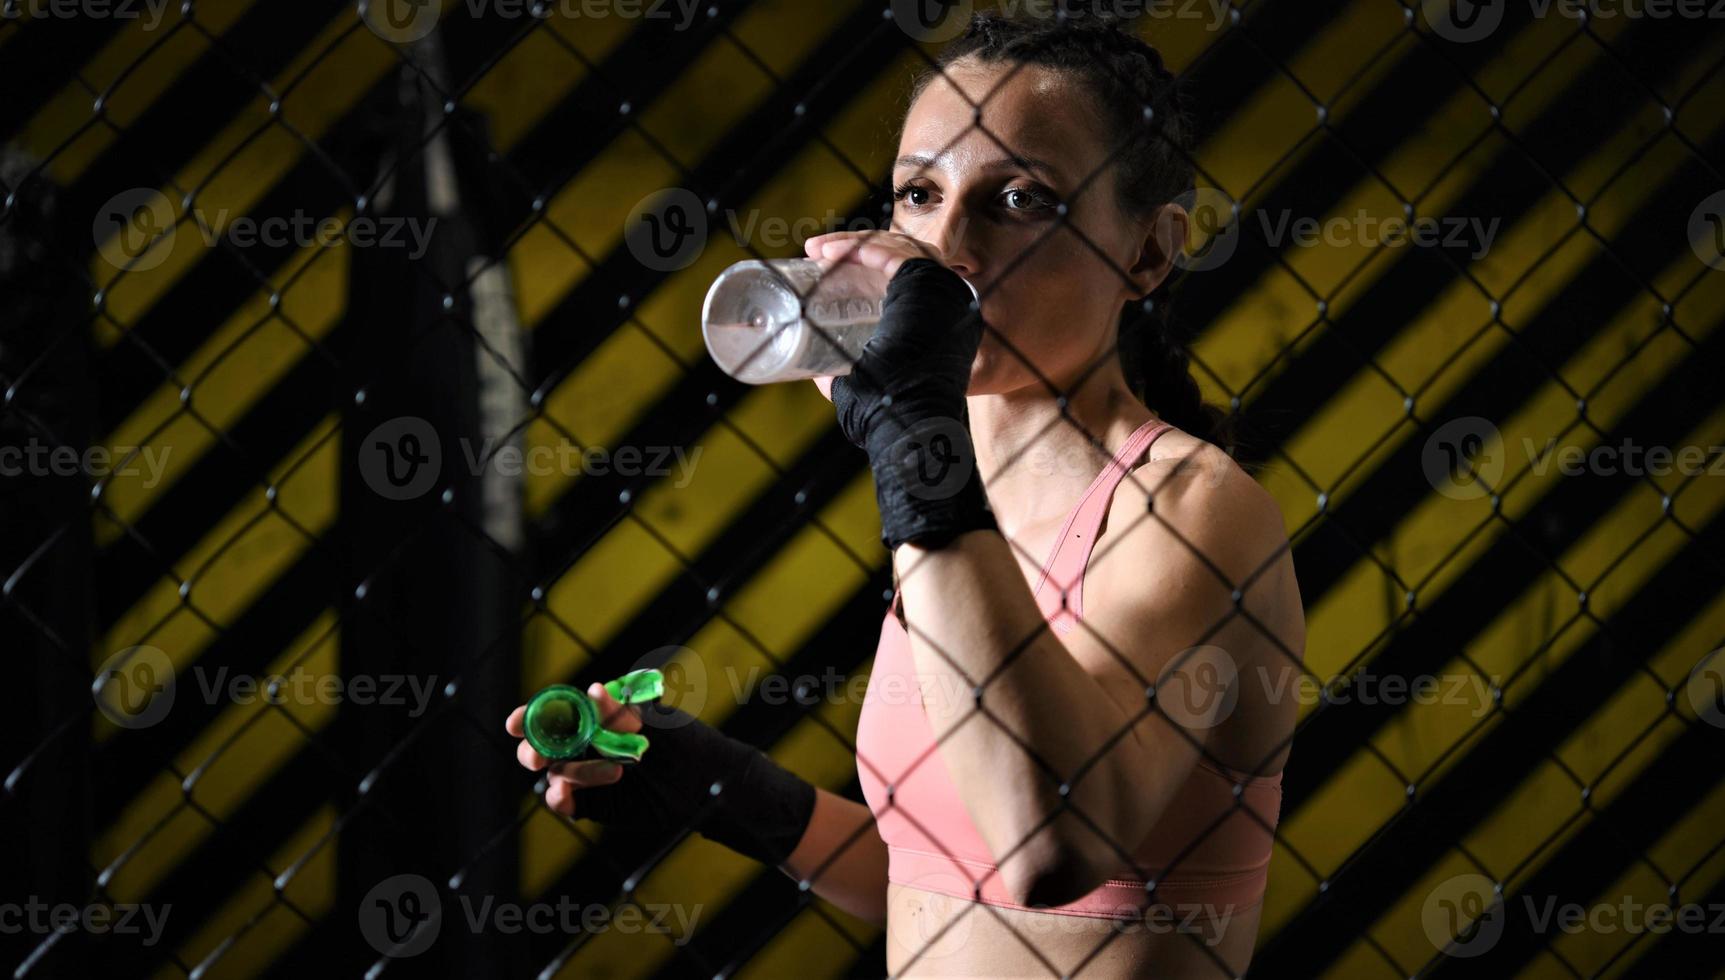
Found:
[856,418,1283,919]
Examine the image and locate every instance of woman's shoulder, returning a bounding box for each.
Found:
[1103,424,1291,581]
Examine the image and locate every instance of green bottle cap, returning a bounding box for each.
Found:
[523,668,665,763]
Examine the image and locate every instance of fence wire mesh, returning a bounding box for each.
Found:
[3,0,1724,977]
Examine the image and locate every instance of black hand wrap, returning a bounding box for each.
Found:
[831,257,997,551]
[564,705,815,869]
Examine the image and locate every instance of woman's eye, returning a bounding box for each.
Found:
[1003,187,1055,212]
[893,184,930,207]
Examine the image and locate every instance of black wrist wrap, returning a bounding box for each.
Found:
[566,705,816,868]
[832,258,998,551]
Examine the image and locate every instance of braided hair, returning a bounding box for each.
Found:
[904,6,1234,451]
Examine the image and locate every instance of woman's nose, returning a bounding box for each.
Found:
[927,213,978,280]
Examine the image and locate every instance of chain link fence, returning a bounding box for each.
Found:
[3,0,1723,976]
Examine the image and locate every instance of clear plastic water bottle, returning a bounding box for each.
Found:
[702,257,977,384]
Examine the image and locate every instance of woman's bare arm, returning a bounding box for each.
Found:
[778,787,889,925]
[891,445,1297,907]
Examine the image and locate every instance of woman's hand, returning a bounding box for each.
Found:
[501,689,818,867]
[804,231,950,405]
[504,684,641,817]
[803,229,946,280]
[800,233,994,551]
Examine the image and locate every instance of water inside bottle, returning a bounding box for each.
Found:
[704,268,806,383]
[703,260,883,383]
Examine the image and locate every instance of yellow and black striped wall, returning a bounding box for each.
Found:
[2,0,1722,977]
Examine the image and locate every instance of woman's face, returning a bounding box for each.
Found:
[892,57,1181,396]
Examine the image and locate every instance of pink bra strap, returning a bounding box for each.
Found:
[1032,419,1173,621]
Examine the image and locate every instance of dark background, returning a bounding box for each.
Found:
[3,0,1723,977]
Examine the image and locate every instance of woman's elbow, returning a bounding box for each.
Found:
[998,832,1113,909]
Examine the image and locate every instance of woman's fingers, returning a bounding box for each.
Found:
[504,704,525,737]
[549,760,625,788]
[545,776,575,816]
[542,760,623,817]
[516,736,549,772]
[589,683,644,734]
[804,231,941,277]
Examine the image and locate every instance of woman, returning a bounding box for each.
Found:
[507,11,1304,977]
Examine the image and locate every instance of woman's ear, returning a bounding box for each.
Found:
[1125,202,1189,301]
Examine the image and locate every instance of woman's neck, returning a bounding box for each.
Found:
[967,364,1157,532]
